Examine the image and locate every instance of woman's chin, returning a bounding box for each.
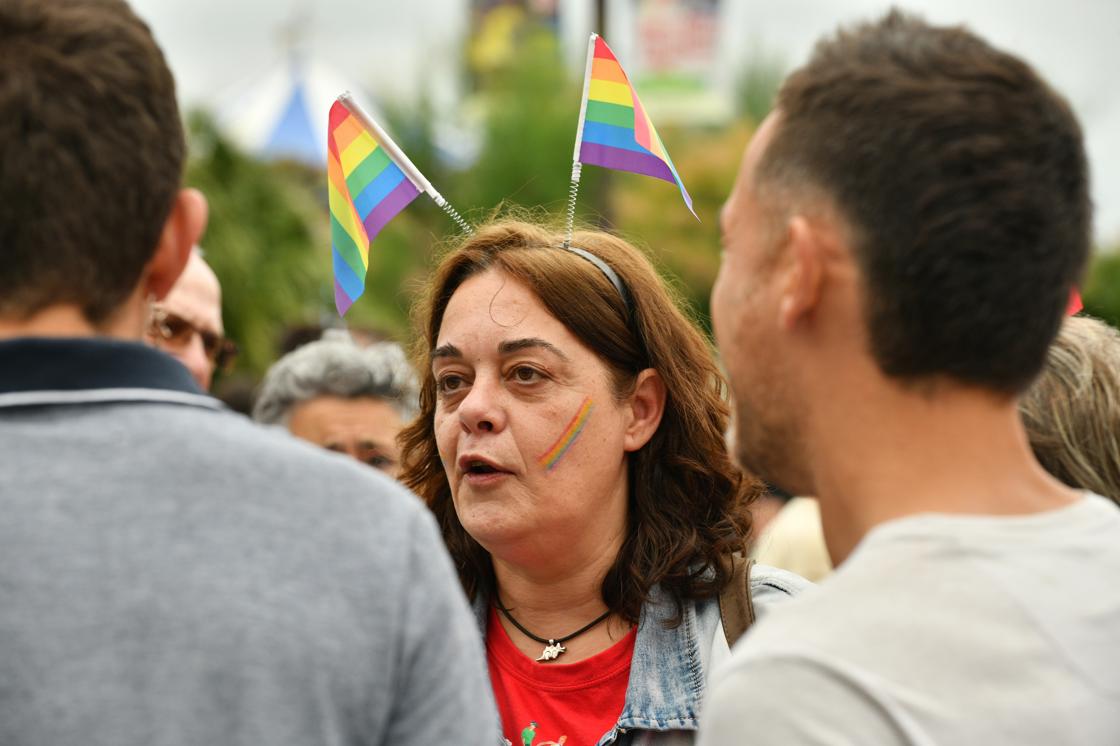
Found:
[458,507,538,556]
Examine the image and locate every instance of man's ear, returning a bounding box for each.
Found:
[145,188,208,300]
[777,214,825,330]
[623,368,667,453]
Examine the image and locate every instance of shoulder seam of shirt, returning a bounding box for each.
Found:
[0,388,224,411]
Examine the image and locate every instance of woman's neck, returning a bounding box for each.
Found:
[490,529,632,664]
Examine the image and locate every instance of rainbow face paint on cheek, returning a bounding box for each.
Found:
[537,397,595,471]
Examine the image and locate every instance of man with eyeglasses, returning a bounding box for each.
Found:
[145,248,236,390]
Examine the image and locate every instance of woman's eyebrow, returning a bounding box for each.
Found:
[498,338,570,361]
[431,343,462,360]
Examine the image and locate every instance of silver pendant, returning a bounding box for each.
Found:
[536,640,566,661]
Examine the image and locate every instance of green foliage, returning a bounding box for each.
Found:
[185,110,447,388]
[183,26,615,386]
[1084,247,1120,329]
[456,26,606,221]
[734,51,787,126]
[195,31,1120,395]
[184,112,328,377]
[614,122,753,331]
[185,27,749,390]
[189,48,1120,397]
[354,23,614,337]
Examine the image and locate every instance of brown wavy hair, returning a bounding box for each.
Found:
[400,219,760,624]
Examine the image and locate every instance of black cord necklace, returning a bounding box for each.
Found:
[495,601,612,662]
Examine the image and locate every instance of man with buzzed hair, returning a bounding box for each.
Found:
[702,10,1120,745]
[0,1,498,744]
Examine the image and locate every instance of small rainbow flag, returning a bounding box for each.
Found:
[327,99,421,316]
[575,34,695,218]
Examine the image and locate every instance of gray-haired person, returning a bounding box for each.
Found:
[254,332,418,478]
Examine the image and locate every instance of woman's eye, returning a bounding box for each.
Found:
[436,374,466,393]
[510,365,542,383]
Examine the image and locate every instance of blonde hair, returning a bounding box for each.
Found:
[1020,316,1120,504]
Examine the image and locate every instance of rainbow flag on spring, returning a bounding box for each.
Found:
[576,35,696,218]
[327,100,421,315]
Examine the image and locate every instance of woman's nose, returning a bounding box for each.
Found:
[457,377,506,434]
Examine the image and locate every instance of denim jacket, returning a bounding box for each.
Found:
[475,564,810,746]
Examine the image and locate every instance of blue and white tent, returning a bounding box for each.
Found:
[217,55,381,168]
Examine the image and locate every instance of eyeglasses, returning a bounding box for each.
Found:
[148,307,239,373]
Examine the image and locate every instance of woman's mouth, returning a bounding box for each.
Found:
[459,456,512,485]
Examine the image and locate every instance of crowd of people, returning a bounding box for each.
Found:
[1,1,1118,745]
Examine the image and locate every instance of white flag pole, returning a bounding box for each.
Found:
[571,33,598,165]
[563,33,598,249]
[337,92,472,235]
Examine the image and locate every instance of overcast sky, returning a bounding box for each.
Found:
[131,0,1120,243]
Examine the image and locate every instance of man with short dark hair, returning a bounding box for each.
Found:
[0,1,498,744]
[702,11,1120,745]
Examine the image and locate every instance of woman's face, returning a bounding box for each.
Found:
[432,269,639,565]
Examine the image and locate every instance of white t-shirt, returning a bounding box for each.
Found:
[700,494,1120,746]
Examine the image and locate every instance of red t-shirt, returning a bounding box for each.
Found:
[487,606,636,746]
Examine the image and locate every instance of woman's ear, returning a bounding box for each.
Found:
[623,368,667,452]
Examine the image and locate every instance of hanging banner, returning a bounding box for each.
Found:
[633,0,731,125]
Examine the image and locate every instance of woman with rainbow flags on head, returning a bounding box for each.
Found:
[400,219,809,745]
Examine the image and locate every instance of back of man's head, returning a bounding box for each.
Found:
[758,10,1091,393]
[0,0,184,324]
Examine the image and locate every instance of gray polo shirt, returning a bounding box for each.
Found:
[0,337,499,746]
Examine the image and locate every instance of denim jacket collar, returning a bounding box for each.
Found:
[473,583,708,739]
[617,585,704,732]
